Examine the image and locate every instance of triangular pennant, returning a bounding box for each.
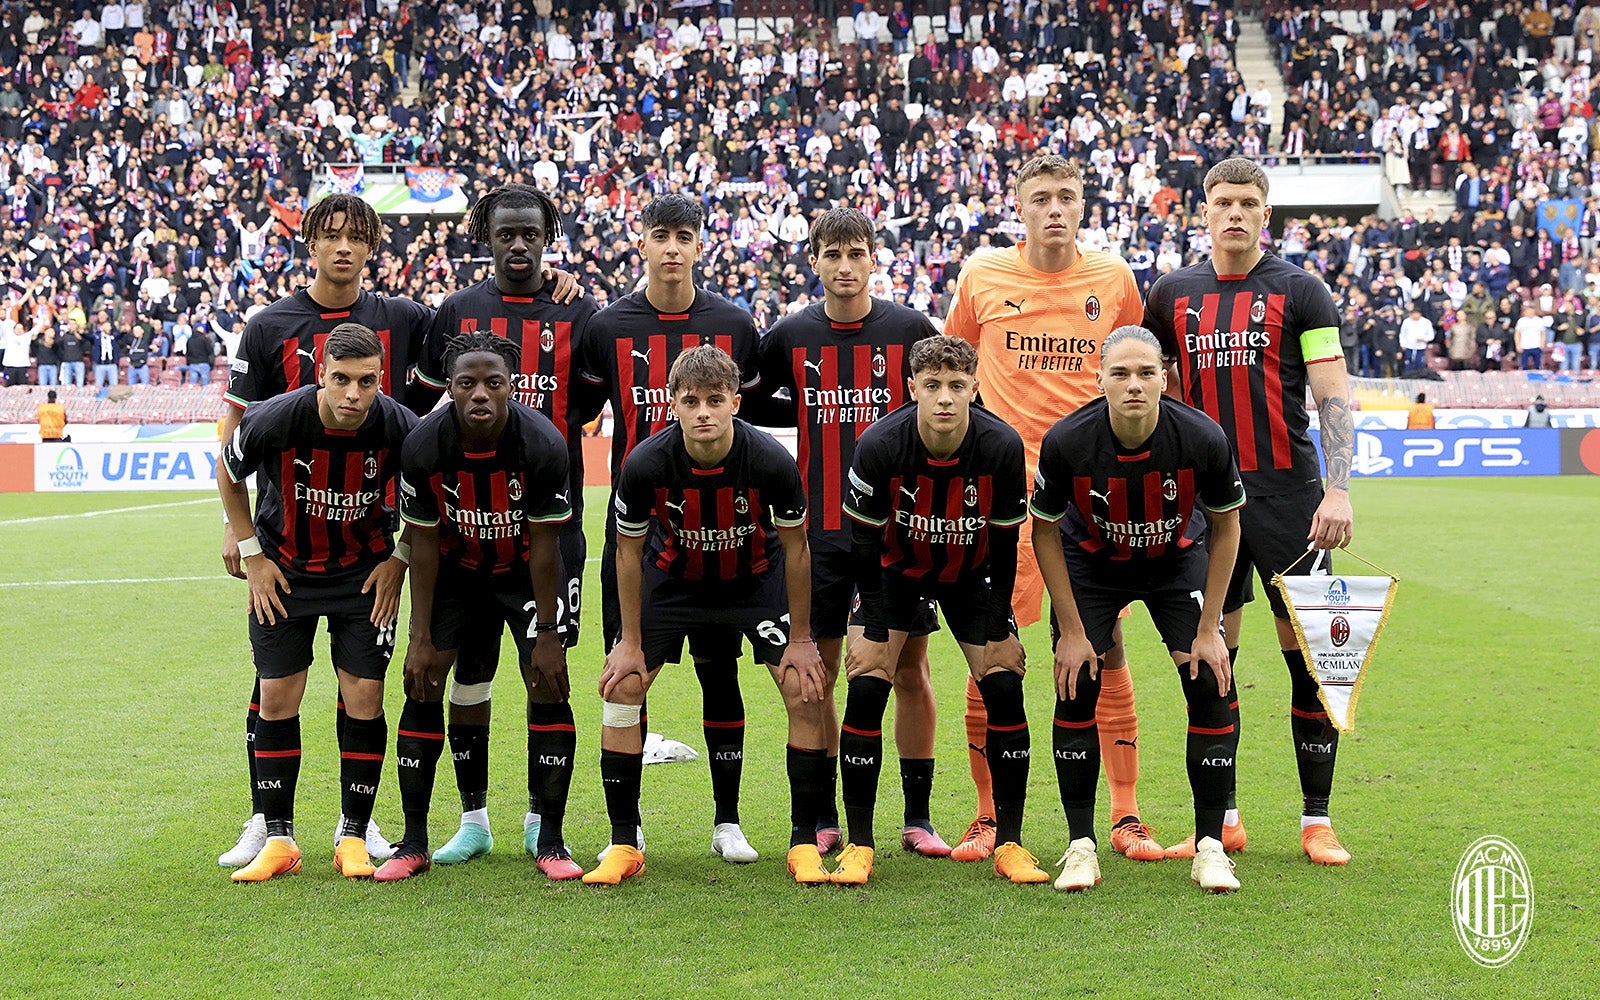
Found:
[1270,571,1398,732]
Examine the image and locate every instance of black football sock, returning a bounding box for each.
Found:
[335,697,347,751]
[339,714,386,840]
[695,657,745,826]
[447,722,490,814]
[395,699,445,851]
[1053,674,1101,844]
[900,758,935,830]
[254,715,301,840]
[600,748,643,846]
[839,675,891,850]
[1225,647,1240,811]
[979,671,1030,848]
[787,744,830,849]
[528,702,578,853]
[1179,660,1236,845]
[819,754,840,830]
[1285,647,1338,816]
[246,679,262,814]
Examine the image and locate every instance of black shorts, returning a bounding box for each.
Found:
[1054,547,1209,656]
[640,562,791,668]
[1227,488,1332,618]
[880,573,1012,647]
[248,572,395,681]
[811,545,939,640]
[432,571,540,685]
[556,518,586,647]
[602,508,741,660]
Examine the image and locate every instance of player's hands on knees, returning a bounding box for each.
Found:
[222,523,245,579]
[599,643,648,700]
[844,635,890,681]
[529,635,571,701]
[983,634,1026,677]
[402,637,446,700]
[1189,631,1233,698]
[1308,490,1354,550]
[1054,630,1099,701]
[781,639,826,703]
[244,555,291,626]
[362,555,408,627]
[544,266,581,304]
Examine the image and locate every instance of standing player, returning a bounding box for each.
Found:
[218,323,417,882]
[843,336,1045,886]
[1029,327,1245,893]
[756,207,949,862]
[377,333,579,882]
[217,194,431,868]
[1143,157,1356,865]
[410,183,600,865]
[578,193,766,863]
[582,346,830,886]
[942,154,1160,864]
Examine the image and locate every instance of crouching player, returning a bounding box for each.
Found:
[1029,327,1245,893]
[841,336,1045,886]
[377,333,580,881]
[584,346,830,886]
[218,323,418,882]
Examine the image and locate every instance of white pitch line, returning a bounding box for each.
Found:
[0,497,218,526]
[0,575,218,588]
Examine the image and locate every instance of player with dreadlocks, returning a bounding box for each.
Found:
[411,183,601,868]
[377,330,580,880]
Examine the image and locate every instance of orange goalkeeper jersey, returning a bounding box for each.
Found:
[944,243,1143,625]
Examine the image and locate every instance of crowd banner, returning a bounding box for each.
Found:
[1272,549,1399,733]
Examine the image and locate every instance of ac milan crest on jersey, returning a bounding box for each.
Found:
[540,325,555,353]
[364,453,378,479]
[1085,295,1101,322]
[1250,299,1267,323]
[872,351,888,378]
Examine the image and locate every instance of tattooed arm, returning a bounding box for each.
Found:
[1306,360,1354,549]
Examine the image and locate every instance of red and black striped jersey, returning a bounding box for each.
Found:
[1029,396,1246,576]
[1143,254,1343,496]
[225,289,433,414]
[844,402,1027,584]
[413,278,600,509]
[221,385,418,582]
[578,287,761,478]
[398,400,573,576]
[758,298,937,548]
[613,419,806,587]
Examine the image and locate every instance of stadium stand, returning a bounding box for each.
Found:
[0,0,1597,425]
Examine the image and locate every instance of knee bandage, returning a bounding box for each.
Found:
[449,680,493,707]
[601,700,642,728]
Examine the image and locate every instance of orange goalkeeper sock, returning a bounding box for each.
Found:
[964,674,994,819]
[1096,665,1142,824]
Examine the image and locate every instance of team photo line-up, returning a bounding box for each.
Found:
[217,150,1356,896]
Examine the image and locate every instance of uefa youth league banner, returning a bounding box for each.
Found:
[35,442,223,492]
[1272,564,1399,733]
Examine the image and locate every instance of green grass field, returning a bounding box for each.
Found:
[2,478,1596,998]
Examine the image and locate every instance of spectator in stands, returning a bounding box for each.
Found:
[90,319,123,387]
[184,324,216,386]
[1515,307,1550,369]
[127,322,153,386]
[1399,305,1436,373]
[37,390,68,442]
[57,325,87,387]
[1,316,28,386]
[33,330,59,388]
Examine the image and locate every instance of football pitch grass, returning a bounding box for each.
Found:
[1,478,1595,998]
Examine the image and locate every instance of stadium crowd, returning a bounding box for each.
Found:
[2,0,1600,392]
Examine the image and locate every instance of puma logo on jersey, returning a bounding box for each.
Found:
[1088,489,1109,504]
[297,348,316,361]
[802,359,823,376]
[293,458,313,471]
[1185,307,1203,320]
[442,483,460,497]
[900,486,919,501]
[554,491,569,503]
[1004,298,1025,312]
[631,348,652,363]
[665,499,685,513]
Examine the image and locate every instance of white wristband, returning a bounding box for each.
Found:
[394,541,412,565]
[237,535,263,559]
